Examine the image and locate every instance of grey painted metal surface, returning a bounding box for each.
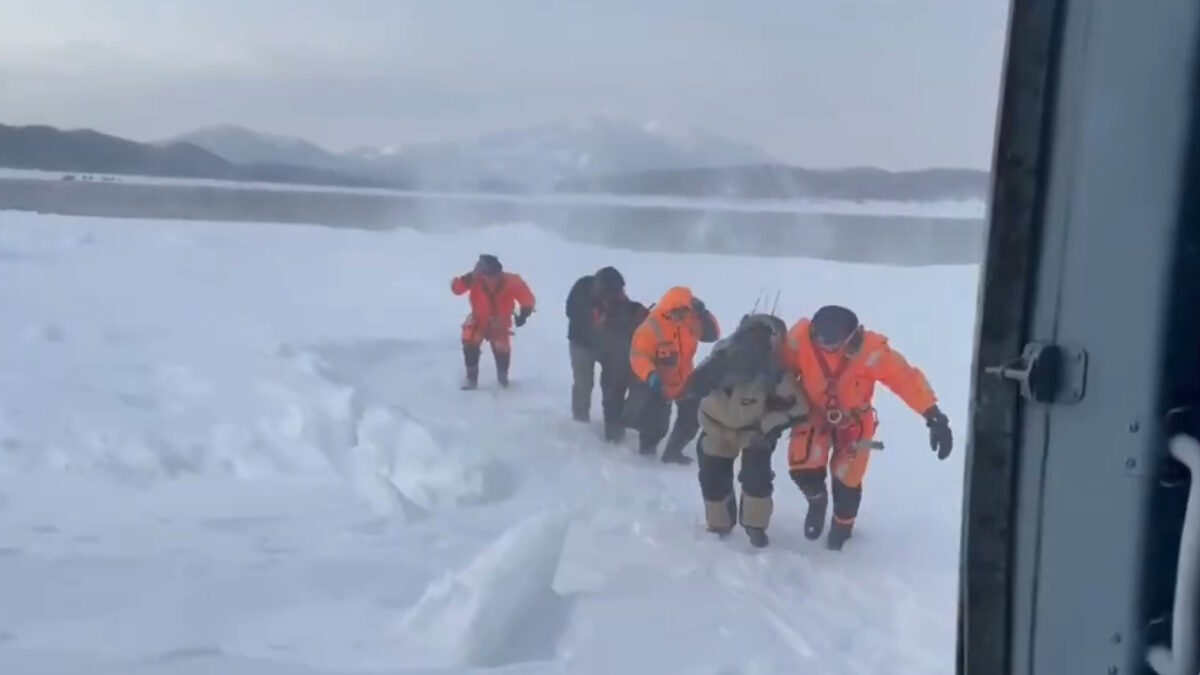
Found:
[964,0,1200,673]
[1010,1,1198,674]
[960,0,1059,672]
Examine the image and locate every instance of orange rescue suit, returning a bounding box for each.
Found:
[629,286,721,400]
[779,318,936,487]
[451,272,535,351]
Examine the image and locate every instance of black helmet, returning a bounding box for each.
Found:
[594,266,625,292]
[810,305,861,351]
[476,254,502,275]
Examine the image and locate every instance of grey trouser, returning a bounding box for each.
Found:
[571,342,631,422]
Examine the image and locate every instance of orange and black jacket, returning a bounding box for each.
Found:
[779,318,937,420]
[450,272,535,329]
[629,286,721,399]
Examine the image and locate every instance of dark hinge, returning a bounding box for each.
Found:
[984,342,1088,404]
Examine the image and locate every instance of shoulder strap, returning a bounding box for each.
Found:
[810,339,853,408]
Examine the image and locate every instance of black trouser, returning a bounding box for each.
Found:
[790,467,863,525]
[463,343,508,375]
[570,342,630,423]
[630,383,700,455]
[697,436,775,501]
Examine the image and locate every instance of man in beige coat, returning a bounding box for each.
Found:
[687,313,809,548]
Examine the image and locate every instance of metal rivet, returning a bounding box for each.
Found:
[1130,421,1141,433]
[1126,458,1138,470]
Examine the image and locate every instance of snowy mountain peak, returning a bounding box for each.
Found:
[164,115,777,192]
[165,124,346,169]
[361,115,778,191]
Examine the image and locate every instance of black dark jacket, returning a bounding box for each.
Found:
[566,275,598,345]
[566,275,648,354]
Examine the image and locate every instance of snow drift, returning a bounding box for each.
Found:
[397,509,574,669]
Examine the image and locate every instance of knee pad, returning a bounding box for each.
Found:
[698,450,735,501]
[738,448,776,498]
[790,468,828,499]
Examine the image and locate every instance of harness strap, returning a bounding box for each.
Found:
[811,339,852,409]
[810,339,875,429]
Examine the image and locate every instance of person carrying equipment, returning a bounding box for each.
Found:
[450,254,535,389]
[688,313,809,548]
[625,286,721,464]
[779,305,953,551]
[565,266,649,441]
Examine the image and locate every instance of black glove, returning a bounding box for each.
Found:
[514,307,533,327]
[924,405,953,460]
[742,429,766,451]
[691,297,707,314]
[460,272,475,286]
[764,392,795,412]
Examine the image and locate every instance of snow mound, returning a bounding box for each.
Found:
[0,345,350,481]
[396,509,574,669]
[345,405,517,519]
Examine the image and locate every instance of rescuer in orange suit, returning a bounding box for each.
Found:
[779,305,952,550]
[625,286,721,464]
[450,254,536,389]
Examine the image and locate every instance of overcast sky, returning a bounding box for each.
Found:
[0,0,1009,169]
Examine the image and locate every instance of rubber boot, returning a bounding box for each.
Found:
[745,526,769,548]
[603,419,626,443]
[660,433,694,465]
[804,492,828,541]
[739,494,773,549]
[461,344,481,390]
[704,494,737,537]
[494,350,511,388]
[827,520,853,551]
[637,436,658,456]
[827,480,861,551]
[661,449,694,465]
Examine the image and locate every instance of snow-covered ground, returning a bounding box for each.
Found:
[0,211,978,674]
[0,168,987,219]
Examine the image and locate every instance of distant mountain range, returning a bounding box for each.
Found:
[162,117,778,193]
[165,124,352,172]
[1,118,990,202]
[559,165,990,202]
[0,123,395,188]
[360,117,778,192]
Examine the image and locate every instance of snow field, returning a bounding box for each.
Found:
[0,211,979,674]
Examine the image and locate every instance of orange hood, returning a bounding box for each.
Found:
[652,286,695,321]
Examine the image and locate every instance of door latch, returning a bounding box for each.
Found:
[985,342,1088,405]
